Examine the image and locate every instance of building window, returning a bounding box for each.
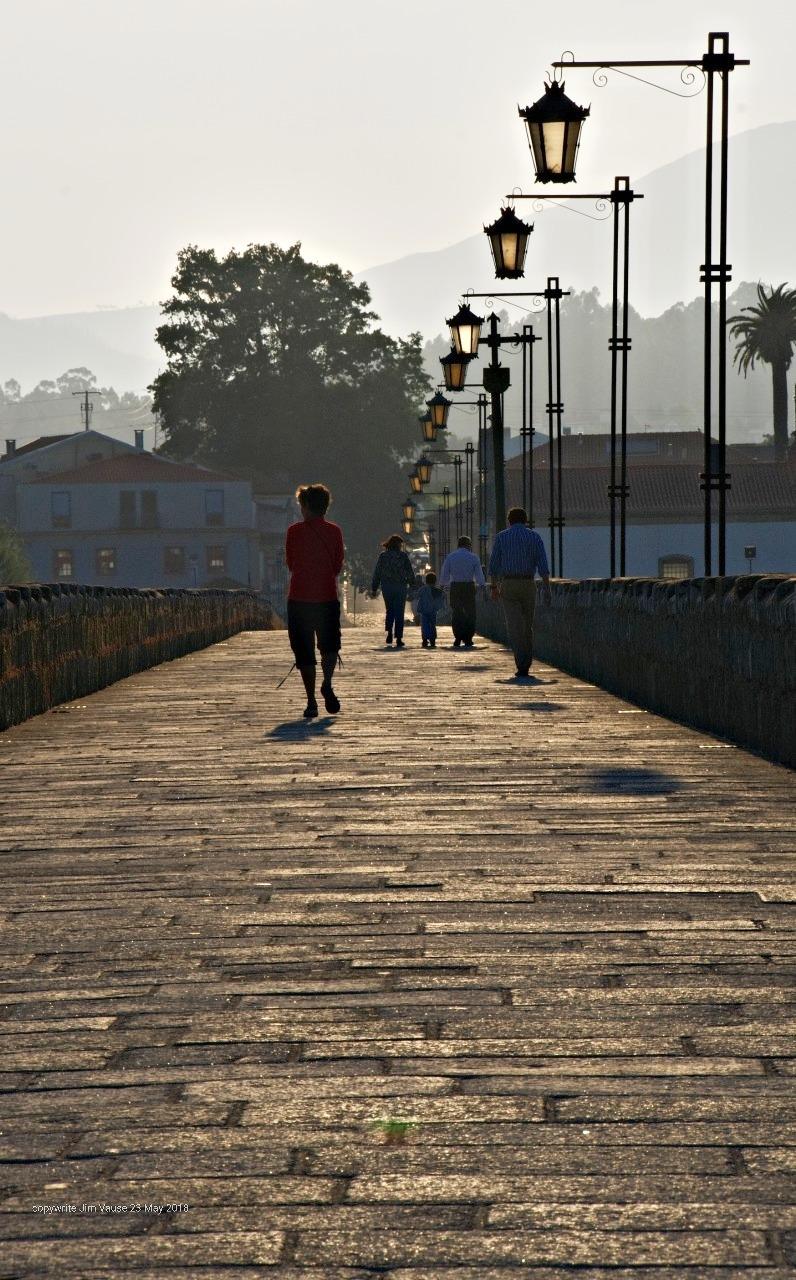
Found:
[164,546,185,575]
[51,491,71,529]
[659,555,694,581]
[53,549,74,579]
[119,491,136,528]
[205,489,225,526]
[206,545,226,574]
[140,490,158,528]
[96,548,116,575]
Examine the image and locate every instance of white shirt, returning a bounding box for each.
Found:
[439,547,486,587]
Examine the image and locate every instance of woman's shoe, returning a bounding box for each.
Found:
[395,639,405,648]
[320,681,340,714]
[303,701,319,719]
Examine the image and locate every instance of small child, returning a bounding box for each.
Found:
[415,571,444,648]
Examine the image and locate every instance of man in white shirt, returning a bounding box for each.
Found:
[439,535,487,647]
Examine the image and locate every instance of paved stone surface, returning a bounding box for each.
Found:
[0,619,794,1277]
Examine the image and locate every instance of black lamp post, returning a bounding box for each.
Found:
[511,178,642,576]
[447,303,484,357]
[427,391,452,431]
[419,410,437,443]
[549,33,749,575]
[518,80,590,184]
[484,206,534,278]
[440,347,472,392]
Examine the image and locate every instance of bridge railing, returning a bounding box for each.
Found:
[477,575,796,769]
[0,583,277,730]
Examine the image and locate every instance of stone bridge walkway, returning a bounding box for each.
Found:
[1,621,794,1279]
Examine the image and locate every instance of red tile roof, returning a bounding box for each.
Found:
[30,453,241,486]
[507,460,796,523]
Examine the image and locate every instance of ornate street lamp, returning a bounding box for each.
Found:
[484,206,534,278]
[416,455,433,485]
[401,497,416,522]
[518,80,589,183]
[409,470,423,493]
[426,391,452,431]
[419,410,437,443]
[402,518,415,536]
[440,347,471,392]
[447,302,484,356]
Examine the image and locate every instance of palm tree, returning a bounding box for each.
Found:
[728,283,796,461]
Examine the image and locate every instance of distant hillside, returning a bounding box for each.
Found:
[0,306,161,393]
[356,122,796,340]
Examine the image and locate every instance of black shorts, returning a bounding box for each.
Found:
[287,599,341,668]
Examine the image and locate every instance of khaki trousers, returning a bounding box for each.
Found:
[500,578,536,673]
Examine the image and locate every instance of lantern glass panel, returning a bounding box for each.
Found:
[402,519,414,536]
[440,349,470,392]
[409,471,422,493]
[401,499,415,521]
[428,394,451,429]
[422,417,437,442]
[417,457,433,484]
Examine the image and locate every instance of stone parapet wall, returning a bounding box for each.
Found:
[0,583,277,730]
[477,576,796,768]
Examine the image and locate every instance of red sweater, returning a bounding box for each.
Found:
[285,517,344,602]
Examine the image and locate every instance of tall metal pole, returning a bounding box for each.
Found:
[609,195,620,577]
[702,52,715,576]
[526,323,535,529]
[521,322,528,514]
[619,182,631,576]
[717,38,731,574]
[554,284,564,576]
[465,441,475,544]
[545,291,556,576]
[486,314,507,534]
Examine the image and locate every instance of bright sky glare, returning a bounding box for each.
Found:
[0,0,792,316]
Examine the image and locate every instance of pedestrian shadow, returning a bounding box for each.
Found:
[586,767,684,795]
[495,675,557,686]
[267,718,334,739]
[518,701,566,712]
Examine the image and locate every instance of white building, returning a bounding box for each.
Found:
[0,431,291,594]
[504,432,796,578]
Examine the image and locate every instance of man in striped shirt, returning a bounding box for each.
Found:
[488,507,551,678]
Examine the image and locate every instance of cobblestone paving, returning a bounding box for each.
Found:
[1,621,795,1278]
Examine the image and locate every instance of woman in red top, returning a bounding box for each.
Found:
[285,483,345,718]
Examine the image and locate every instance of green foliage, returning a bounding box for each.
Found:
[0,369,152,442]
[0,522,32,585]
[728,283,796,459]
[150,243,431,556]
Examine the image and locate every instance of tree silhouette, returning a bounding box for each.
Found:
[728,283,796,460]
[151,243,430,556]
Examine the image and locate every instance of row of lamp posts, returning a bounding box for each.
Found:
[401,32,747,580]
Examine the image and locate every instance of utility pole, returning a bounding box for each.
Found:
[72,389,102,432]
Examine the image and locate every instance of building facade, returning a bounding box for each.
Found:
[0,431,293,597]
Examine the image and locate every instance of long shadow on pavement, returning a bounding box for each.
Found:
[267,718,335,739]
[586,766,685,795]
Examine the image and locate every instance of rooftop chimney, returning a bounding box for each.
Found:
[4,439,15,458]
[134,429,144,451]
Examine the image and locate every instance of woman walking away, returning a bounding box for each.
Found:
[285,483,344,718]
[371,534,415,647]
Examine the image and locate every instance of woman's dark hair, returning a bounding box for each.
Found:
[382,534,404,550]
[296,484,331,516]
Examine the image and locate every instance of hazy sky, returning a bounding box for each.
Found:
[0,0,793,317]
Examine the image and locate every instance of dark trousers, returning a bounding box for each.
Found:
[382,585,408,640]
[449,581,476,643]
[500,578,536,673]
[420,612,437,644]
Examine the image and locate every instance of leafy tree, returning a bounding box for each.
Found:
[728,283,796,460]
[150,243,431,556]
[0,523,32,585]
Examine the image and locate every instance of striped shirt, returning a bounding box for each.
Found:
[488,524,550,579]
